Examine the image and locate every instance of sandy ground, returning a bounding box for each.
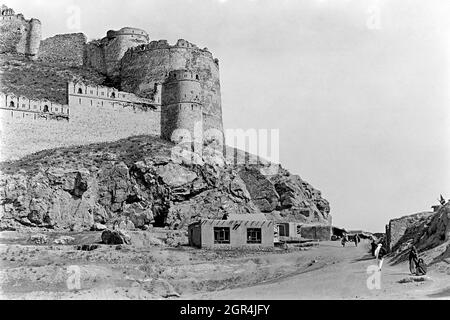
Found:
[0,231,448,300]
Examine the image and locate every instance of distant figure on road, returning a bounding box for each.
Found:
[354,234,360,247]
[371,240,377,256]
[341,234,348,247]
[374,243,387,271]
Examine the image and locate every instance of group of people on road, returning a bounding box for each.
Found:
[340,234,426,275]
[341,233,360,247]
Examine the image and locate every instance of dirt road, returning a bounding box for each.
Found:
[192,241,450,300]
[1,232,448,300]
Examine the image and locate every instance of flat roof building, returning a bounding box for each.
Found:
[188,214,274,250]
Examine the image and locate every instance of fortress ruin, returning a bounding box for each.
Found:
[0,5,224,160]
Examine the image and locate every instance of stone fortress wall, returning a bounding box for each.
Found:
[120,39,223,144]
[0,82,161,161]
[0,5,41,59]
[85,27,149,78]
[0,5,225,160]
[39,33,87,67]
[0,92,69,121]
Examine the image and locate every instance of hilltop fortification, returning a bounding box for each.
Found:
[0,5,41,59]
[0,5,224,159]
[85,27,149,78]
[121,39,223,143]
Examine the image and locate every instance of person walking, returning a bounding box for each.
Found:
[374,243,387,271]
[371,239,377,256]
[341,234,348,247]
[409,246,419,270]
[354,234,360,247]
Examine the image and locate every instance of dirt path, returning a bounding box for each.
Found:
[1,234,448,300]
[191,241,450,300]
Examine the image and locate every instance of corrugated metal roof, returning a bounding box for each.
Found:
[226,213,267,221]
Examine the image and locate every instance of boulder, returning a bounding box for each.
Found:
[101,229,131,245]
[54,236,75,245]
[91,223,107,231]
[29,234,49,244]
[156,163,197,187]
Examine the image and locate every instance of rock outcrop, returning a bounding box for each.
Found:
[0,135,331,231]
[387,202,450,269]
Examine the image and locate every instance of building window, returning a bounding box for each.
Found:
[110,92,115,98]
[79,98,81,104]
[247,228,262,244]
[78,88,83,94]
[90,90,93,94]
[22,103,25,108]
[33,105,37,109]
[214,227,230,244]
[101,92,104,96]
[9,101,14,108]
[55,108,58,112]
[43,105,49,112]
[278,224,287,237]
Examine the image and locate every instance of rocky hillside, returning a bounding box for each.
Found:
[0,53,106,104]
[389,202,450,273]
[0,135,331,232]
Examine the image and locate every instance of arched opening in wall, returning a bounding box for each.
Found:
[110,92,116,98]
[9,101,14,108]
[196,75,199,80]
[43,105,49,113]
[77,88,83,94]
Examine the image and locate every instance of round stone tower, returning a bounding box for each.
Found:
[26,18,41,59]
[103,27,149,77]
[161,69,203,153]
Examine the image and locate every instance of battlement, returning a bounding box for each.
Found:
[68,81,161,110]
[0,92,69,121]
[167,69,201,82]
[106,27,149,41]
[123,39,217,63]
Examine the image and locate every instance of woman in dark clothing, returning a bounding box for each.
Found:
[371,240,377,256]
[409,246,427,275]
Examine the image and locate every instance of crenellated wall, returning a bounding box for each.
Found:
[0,83,161,161]
[121,39,223,144]
[0,92,69,120]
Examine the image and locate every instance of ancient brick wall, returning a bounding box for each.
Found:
[85,41,107,74]
[39,33,87,67]
[120,39,223,142]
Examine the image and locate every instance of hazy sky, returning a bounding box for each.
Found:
[6,0,450,232]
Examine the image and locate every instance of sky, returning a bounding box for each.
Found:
[5,0,450,232]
